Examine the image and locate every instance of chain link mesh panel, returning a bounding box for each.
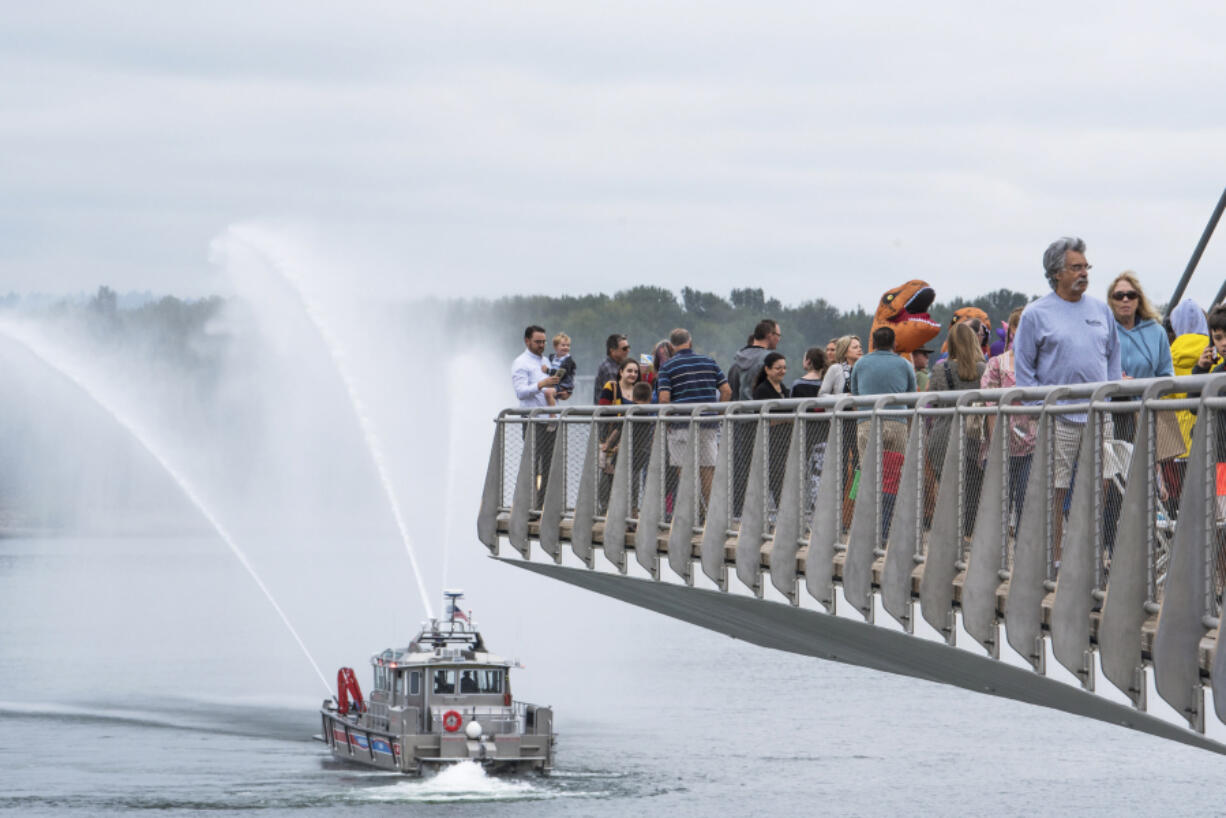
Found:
[800,414,830,536]
[837,415,858,542]
[563,419,590,513]
[593,412,621,519]
[627,416,657,517]
[729,412,756,526]
[764,415,793,530]
[501,418,524,509]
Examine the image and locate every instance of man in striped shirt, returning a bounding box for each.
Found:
[657,328,731,507]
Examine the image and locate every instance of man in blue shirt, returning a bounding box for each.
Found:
[657,327,731,506]
[1014,236,1121,562]
[849,326,916,539]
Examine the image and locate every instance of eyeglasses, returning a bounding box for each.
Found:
[618,344,630,351]
[1066,263,1092,273]
[1111,290,1139,301]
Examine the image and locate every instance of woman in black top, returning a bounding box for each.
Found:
[753,352,789,401]
[752,352,790,509]
[790,347,826,399]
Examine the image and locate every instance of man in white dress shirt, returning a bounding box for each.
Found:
[511,325,559,505]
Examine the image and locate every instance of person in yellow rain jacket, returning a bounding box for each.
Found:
[1169,299,1210,450]
[1164,299,1210,507]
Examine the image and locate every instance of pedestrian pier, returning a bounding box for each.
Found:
[477,375,1226,751]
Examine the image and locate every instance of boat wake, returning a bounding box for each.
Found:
[0,697,308,741]
[359,761,596,803]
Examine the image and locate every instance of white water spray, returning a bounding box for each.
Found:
[0,321,332,694]
[219,229,435,620]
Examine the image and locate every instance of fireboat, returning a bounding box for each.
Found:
[319,591,555,775]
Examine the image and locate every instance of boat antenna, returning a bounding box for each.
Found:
[1169,186,1226,310]
[443,589,464,624]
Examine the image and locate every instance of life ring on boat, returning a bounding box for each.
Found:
[442,710,462,732]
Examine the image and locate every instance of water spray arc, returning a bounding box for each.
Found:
[222,232,435,621]
[0,322,332,694]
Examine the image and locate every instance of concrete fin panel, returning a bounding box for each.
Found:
[571,421,599,568]
[1100,383,1171,708]
[882,412,925,631]
[1052,410,1100,688]
[920,411,965,644]
[538,418,569,563]
[667,416,699,586]
[508,424,535,559]
[1006,404,1056,672]
[736,418,767,597]
[844,414,880,621]
[477,420,503,553]
[770,419,805,604]
[1154,391,1216,730]
[602,422,631,574]
[805,407,848,613]
[700,416,733,590]
[962,402,1008,657]
[635,419,666,580]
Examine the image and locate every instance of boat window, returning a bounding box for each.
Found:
[432,669,456,694]
[409,671,421,696]
[374,667,388,691]
[478,669,502,694]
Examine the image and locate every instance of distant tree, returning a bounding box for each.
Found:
[89,286,118,318]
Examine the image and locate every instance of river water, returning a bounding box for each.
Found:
[1,535,1223,816]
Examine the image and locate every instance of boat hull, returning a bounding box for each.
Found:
[320,708,553,775]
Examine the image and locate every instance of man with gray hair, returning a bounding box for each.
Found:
[1013,236,1121,563]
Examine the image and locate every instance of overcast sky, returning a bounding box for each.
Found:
[4,1,1226,311]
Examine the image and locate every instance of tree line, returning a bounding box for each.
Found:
[445,285,1036,375]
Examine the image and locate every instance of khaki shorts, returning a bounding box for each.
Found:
[855,419,908,458]
[667,425,719,468]
[1053,416,1114,489]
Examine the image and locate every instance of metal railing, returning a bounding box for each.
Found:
[478,374,1226,734]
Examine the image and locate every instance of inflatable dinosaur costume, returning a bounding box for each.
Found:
[869,280,940,360]
[939,306,991,355]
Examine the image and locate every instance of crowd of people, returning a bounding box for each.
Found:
[510,236,1226,563]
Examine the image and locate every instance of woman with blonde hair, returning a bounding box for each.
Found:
[926,321,988,533]
[818,334,863,396]
[1108,270,1172,380]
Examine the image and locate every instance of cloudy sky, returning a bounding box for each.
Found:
[4,1,1226,310]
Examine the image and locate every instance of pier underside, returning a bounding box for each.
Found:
[499,557,1226,754]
